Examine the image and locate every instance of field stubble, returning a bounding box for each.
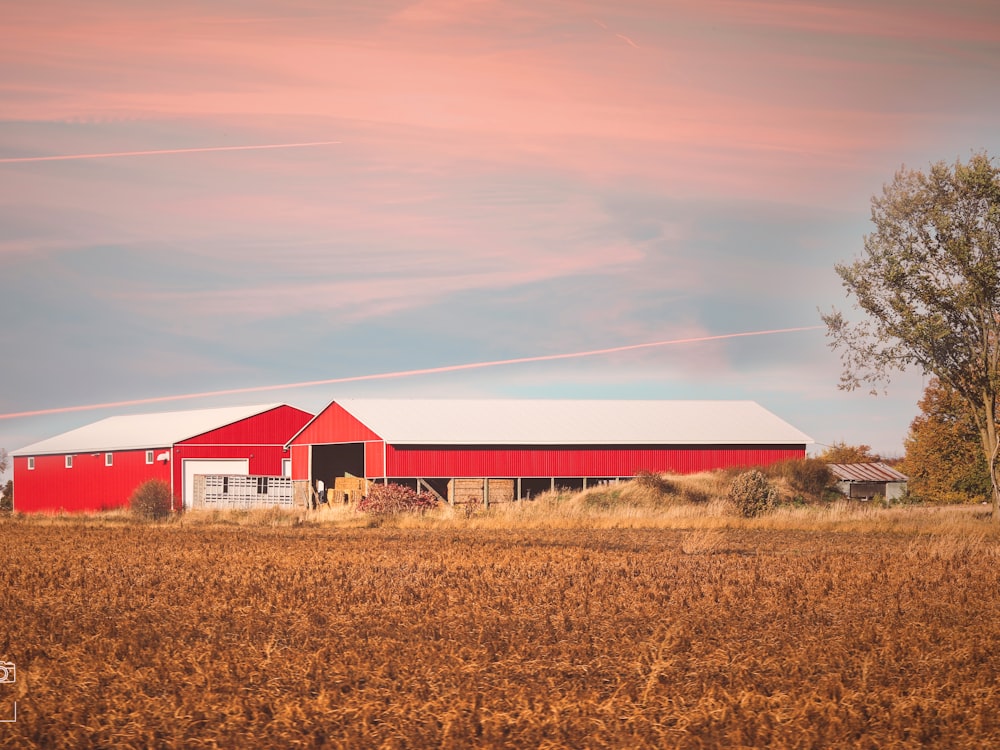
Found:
[2,508,1000,748]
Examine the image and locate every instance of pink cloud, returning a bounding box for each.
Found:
[2,0,997,217]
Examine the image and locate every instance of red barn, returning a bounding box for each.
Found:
[12,403,312,513]
[286,399,812,501]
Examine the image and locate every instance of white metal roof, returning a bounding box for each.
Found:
[323,399,813,446]
[13,404,287,456]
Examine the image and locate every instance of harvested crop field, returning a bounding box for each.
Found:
[2,518,1000,748]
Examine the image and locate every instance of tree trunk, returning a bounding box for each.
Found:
[982,400,1000,522]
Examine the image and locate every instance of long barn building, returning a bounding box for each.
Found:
[287,399,812,502]
[12,403,312,512]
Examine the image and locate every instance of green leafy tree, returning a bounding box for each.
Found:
[822,152,1000,520]
[902,378,992,504]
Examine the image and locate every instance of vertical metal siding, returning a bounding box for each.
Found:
[12,450,171,513]
[290,444,311,480]
[365,441,386,478]
[12,407,310,513]
[171,405,310,506]
[292,402,382,446]
[384,445,805,477]
[181,405,312,445]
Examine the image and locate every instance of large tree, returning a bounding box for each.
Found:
[902,378,991,504]
[822,152,1000,519]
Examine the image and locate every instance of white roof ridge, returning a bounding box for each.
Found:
[13,402,291,456]
[291,398,812,446]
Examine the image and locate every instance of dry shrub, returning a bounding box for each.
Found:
[767,457,836,500]
[728,469,777,517]
[128,479,173,520]
[633,470,677,495]
[357,482,438,517]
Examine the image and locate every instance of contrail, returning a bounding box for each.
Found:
[0,140,342,164]
[0,326,823,420]
[615,33,640,48]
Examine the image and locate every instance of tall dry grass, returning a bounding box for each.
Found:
[10,470,996,539]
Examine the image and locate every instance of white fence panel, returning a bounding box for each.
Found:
[195,474,295,509]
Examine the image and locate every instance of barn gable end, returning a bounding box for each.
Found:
[13,403,312,513]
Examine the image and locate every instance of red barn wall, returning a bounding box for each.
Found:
[13,449,171,513]
[292,403,381,445]
[171,406,310,505]
[14,406,312,513]
[290,444,311,481]
[383,444,805,478]
[182,405,312,446]
[365,441,386,479]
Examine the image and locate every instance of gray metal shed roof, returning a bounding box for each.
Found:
[13,403,287,456]
[326,399,813,446]
[828,462,909,482]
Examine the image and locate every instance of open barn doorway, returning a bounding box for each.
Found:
[312,443,365,498]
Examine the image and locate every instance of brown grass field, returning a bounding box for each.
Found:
[3,485,1000,748]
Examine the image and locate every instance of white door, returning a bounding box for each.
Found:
[183,458,250,509]
[282,459,292,478]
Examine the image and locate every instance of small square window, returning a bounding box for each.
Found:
[105,453,113,467]
[65,455,73,469]
[145,450,154,464]
[27,457,35,471]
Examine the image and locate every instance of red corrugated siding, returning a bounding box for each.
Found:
[13,450,171,513]
[169,405,309,505]
[291,444,310,480]
[383,445,805,477]
[183,405,313,445]
[291,402,382,445]
[14,407,309,513]
[365,441,386,478]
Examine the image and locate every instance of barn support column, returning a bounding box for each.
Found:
[550,477,555,492]
[483,478,490,509]
[417,478,445,503]
[308,445,315,510]
[516,477,522,501]
[583,477,588,490]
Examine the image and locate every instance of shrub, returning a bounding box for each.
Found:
[728,470,777,518]
[357,483,438,517]
[768,458,835,499]
[1,480,12,512]
[633,470,677,495]
[129,479,173,520]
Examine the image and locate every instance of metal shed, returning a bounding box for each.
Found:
[11,403,312,513]
[286,399,813,504]
[828,462,909,500]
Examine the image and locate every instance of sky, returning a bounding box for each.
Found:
[2,0,999,479]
